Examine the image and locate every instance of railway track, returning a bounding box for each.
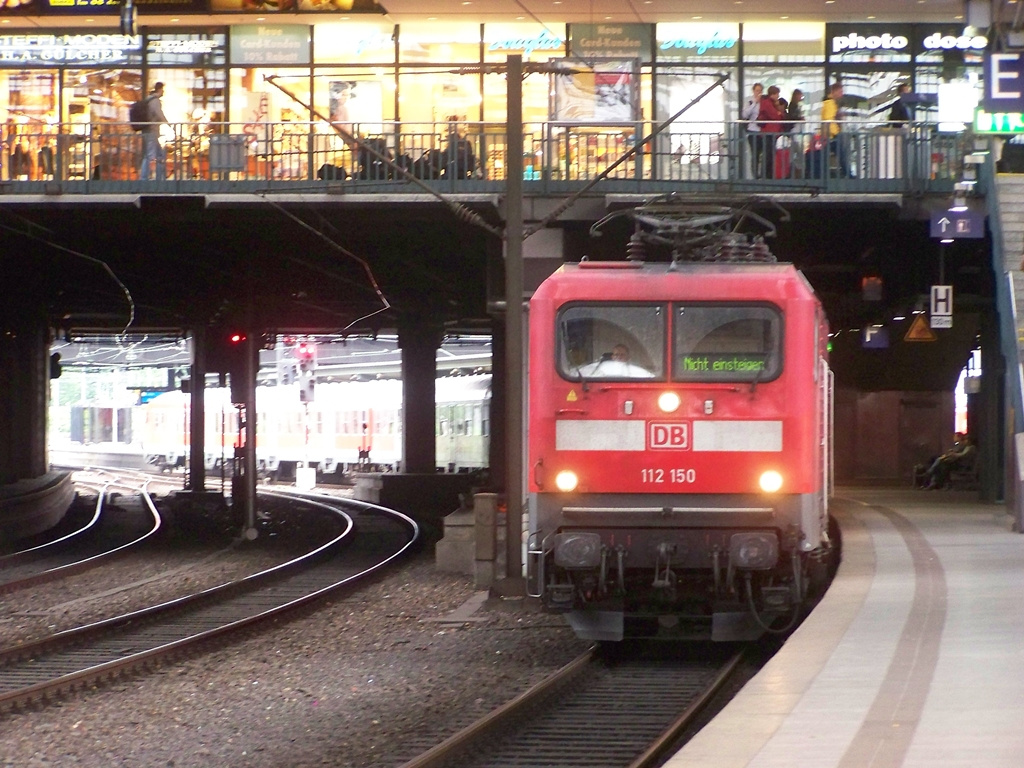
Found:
[401,641,745,768]
[0,490,418,715]
[0,473,162,595]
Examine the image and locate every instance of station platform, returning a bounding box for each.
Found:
[667,487,1024,768]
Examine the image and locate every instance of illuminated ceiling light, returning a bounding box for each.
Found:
[825,1,835,4]
[780,15,789,18]
[692,15,702,19]
[867,14,876,18]
[955,13,963,18]
[941,238,954,244]
[170,17,180,21]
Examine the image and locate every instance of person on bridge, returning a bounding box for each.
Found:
[820,82,851,178]
[742,82,764,178]
[139,82,169,182]
[757,85,787,179]
[888,82,912,127]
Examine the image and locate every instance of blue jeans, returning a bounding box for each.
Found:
[829,136,851,178]
[140,131,165,180]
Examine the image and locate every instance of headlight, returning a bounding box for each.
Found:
[553,532,602,568]
[555,470,579,492]
[729,532,779,570]
[658,391,681,413]
[759,470,783,493]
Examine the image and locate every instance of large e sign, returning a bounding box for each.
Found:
[985,52,1024,113]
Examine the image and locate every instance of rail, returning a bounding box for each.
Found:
[0,119,970,196]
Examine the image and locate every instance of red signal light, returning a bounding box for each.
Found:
[229,332,246,344]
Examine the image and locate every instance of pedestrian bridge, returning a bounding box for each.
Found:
[1,119,969,197]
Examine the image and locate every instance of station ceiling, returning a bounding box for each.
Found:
[6,0,975,27]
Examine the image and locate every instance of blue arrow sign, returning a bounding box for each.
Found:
[930,210,985,239]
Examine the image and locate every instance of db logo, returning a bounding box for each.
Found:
[649,422,690,450]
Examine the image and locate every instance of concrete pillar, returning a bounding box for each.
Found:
[0,316,49,483]
[979,310,1005,503]
[188,324,207,492]
[398,322,442,474]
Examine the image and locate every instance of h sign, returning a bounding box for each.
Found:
[931,285,953,316]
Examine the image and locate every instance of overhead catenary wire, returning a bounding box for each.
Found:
[0,212,136,335]
[261,75,504,240]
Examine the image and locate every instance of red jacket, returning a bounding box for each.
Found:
[758,97,786,133]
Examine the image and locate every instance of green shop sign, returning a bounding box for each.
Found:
[975,108,1024,134]
[230,24,310,66]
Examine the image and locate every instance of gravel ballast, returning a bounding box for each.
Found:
[0,550,590,768]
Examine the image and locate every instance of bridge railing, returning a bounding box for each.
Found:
[0,119,970,194]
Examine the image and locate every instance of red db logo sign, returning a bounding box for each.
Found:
[649,422,690,450]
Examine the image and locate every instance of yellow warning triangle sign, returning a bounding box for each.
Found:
[904,315,937,342]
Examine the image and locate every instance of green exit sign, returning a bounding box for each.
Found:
[975,109,1024,134]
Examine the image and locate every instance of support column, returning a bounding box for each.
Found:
[188,325,207,492]
[0,315,49,483]
[503,54,525,586]
[398,322,443,474]
[979,310,1005,503]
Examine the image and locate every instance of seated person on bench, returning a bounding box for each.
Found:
[921,434,975,490]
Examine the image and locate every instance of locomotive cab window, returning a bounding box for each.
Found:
[673,304,782,382]
[557,304,666,381]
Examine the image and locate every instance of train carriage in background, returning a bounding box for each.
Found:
[134,375,490,478]
[526,204,834,642]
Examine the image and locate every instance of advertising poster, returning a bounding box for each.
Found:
[594,70,632,121]
[554,63,637,121]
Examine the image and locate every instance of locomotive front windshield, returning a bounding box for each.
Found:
[673,304,782,382]
[557,304,666,380]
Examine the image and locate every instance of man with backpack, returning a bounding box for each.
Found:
[138,82,168,181]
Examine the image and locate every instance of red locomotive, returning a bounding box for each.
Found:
[526,208,834,641]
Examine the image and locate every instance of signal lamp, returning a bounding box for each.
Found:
[554,470,579,492]
[759,470,784,493]
[229,332,246,344]
[658,391,681,413]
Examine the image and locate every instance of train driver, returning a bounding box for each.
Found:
[576,343,655,378]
